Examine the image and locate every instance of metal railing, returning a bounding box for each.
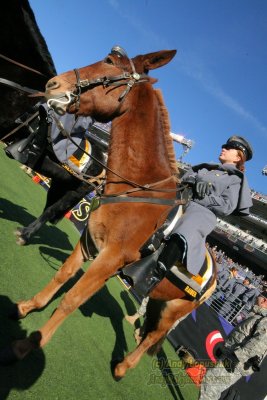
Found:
[206,289,247,325]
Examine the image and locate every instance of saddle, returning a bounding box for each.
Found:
[80,195,214,300]
[120,203,215,300]
[120,244,214,301]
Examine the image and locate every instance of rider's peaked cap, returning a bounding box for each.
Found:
[222,135,253,161]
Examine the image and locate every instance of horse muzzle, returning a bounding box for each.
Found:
[45,91,75,115]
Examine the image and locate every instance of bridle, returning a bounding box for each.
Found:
[47,46,150,112]
[74,46,151,107]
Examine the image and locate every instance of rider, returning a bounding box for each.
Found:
[142,135,253,294]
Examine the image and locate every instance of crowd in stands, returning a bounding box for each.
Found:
[251,189,267,203]
[215,218,267,254]
[206,244,267,324]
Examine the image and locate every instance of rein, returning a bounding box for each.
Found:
[50,111,184,196]
[1,111,39,142]
[0,53,49,141]
[50,109,187,207]
[0,53,47,77]
[0,53,50,95]
[0,77,39,95]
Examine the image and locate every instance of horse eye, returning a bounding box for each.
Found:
[104,56,114,65]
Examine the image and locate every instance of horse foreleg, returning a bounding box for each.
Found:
[12,249,122,360]
[14,186,89,245]
[16,241,85,318]
[114,298,196,379]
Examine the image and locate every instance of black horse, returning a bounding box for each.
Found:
[5,105,109,245]
[1,1,108,245]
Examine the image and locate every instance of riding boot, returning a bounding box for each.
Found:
[145,233,185,293]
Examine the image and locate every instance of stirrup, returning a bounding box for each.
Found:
[166,249,215,300]
[120,244,165,297]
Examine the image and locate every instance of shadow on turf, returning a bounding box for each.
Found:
[39,246,74,270]
[0,285,188,398]
[0,197,73,250]
[120,290,139,319]
[80,285,128,365]
[156,348,186,400]
[19,260,129,375]
[0,295,45,400]
[120,292,187,398]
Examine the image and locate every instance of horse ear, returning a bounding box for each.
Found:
[143,50,177,71]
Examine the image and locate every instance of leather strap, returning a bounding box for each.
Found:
[0,77,38,94]
[100,196,185,206]
[0,53,46,76]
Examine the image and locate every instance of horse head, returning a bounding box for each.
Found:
[45,47,176,120]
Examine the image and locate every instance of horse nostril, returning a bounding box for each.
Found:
[46,80,60,90]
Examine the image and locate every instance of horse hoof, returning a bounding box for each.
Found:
[14,227,23,236]
[110,359,124,381]
[14,228,27,245]
[8,304,23,320]
[15,236,27,246]
[0,345,19,366]
[134,328,142,345]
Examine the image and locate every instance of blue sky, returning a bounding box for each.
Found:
[29,0,267,194]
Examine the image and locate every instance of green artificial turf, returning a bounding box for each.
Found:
[0,144,199,400]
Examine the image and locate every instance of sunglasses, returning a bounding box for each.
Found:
[221,144,239,151]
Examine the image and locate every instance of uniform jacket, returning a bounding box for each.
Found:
[225,305,267,375]
[217,268,232,288]
[172,163,252,274]
[186,163,252,217]
[221,276,237,293]
[242,287,261,310]
[224,279,249,298]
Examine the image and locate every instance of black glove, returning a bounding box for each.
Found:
[182,175,196,187]
[215,346,239,373]
[244,355,261,372]
[195,181,212,199]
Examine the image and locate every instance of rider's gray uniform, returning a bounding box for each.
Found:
[171,163,252,275]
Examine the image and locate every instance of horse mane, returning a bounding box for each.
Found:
[154,89,179,179]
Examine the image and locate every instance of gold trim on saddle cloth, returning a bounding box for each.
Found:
[166,249,214,300]
[68,139,91,172]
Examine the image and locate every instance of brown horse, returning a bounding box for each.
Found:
[5,47,216,379]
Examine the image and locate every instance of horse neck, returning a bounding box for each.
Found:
[105,87,178,194]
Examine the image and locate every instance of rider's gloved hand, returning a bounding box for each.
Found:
[215,345,239,373]
[244,355,261,372]
[182,175,196,187]
[195,181,213,199]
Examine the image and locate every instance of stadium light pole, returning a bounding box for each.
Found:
[170,132,194,160]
